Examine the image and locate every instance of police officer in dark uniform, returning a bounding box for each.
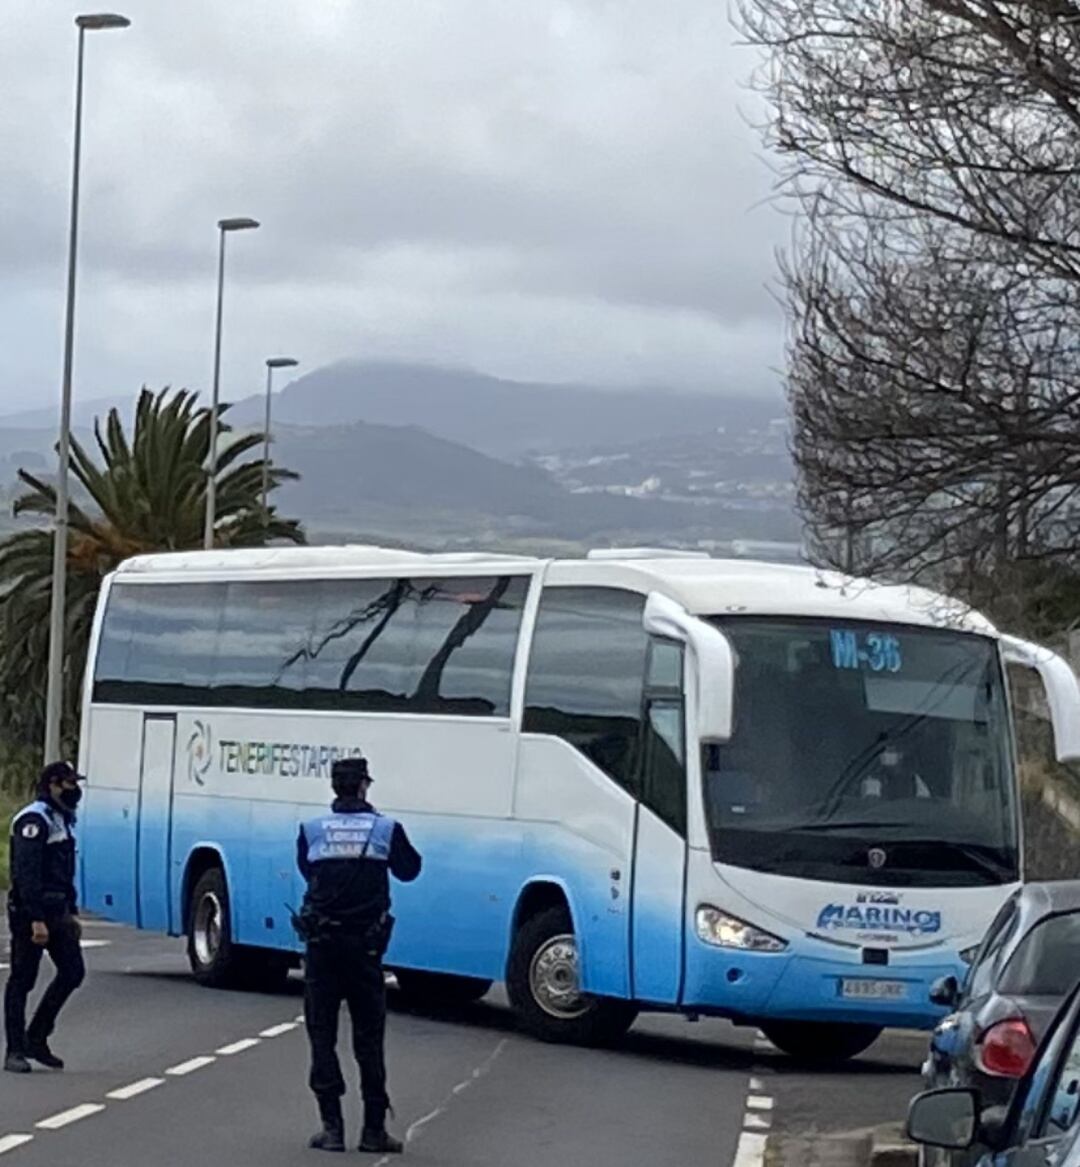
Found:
[297,756,421,1154]
[4,761,86,1074]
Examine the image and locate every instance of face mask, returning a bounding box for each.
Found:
[58,787,82,811]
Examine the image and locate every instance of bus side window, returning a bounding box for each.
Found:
[522,587,649,795]
[641,700,687,836]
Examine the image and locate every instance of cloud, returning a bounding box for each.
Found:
[0,0,785,412]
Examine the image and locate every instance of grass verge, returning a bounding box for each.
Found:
[0,788,17,891]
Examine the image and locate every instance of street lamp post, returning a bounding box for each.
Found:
[44,12,130,766]
[203,216,260,550]
[262,357,299,525]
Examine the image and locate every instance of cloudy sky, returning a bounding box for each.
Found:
[0,1,786,417]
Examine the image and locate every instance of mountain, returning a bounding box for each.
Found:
[272,420,748,542]
[227,361,784,459]
[0,396,130,432]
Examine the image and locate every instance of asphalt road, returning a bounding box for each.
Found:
[0,920,777,1167]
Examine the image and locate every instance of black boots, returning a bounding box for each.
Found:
[358,1102,402,1154]
[309,1096,345,1153]
[358,1129,403,1155]
[4,1053,31,1074]
[26,1041,64,1070]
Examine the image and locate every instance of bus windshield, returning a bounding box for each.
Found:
[702,618,1018,888]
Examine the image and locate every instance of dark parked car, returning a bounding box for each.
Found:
[915,881,1080,1166]
[908,977,1080,1166]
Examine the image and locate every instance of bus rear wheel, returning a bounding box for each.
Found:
[760,1020,882,1063]
[506,906,637,1045]
[186,867,290,992]
[188,867,239,987]
[393,969,492,1007]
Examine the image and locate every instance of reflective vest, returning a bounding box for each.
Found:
[302,811,395,864]
[12,800,72,848]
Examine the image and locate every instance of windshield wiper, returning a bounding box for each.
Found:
[909,840,1013,881]
[784,820,903,833]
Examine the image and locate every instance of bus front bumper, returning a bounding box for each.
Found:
[682,941,962,1031]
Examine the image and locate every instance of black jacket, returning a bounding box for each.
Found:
[8,801,78,921]
[297,797,421,930]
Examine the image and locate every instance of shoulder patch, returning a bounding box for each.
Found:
[20,821,41,840]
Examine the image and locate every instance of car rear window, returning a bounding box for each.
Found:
[998,911,1080,998]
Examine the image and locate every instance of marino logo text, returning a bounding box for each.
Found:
[816,903,942,936]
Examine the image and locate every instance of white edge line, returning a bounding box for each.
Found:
[216,1038,261,1056]
[106,1077,165,1101]
[0,1135,33,1155]
[165,1055,216,1076]
[733,1131,768,1167]
[36,1103,106,1130]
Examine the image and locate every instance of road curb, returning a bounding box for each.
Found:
[868,1123,917,1166]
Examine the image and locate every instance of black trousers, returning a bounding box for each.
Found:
[304,934,389,1128]
[4,913,86,1056]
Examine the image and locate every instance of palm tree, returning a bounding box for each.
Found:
[0,387,305,750]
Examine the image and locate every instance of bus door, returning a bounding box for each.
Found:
[630,643,689,1004]
[136,714,177,932]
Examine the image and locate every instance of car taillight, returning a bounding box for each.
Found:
[976,1019,1036,1078]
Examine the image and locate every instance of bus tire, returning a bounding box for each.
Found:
[760,1020,882,1063]
[393,969,492,1006]
[506,905,637,1045]
[186,867,243,988]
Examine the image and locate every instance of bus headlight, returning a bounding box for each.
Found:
[695,905,787,952]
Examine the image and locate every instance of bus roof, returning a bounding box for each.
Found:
[114,545,996,635]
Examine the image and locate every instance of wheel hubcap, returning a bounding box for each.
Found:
[193,890,223,967]
[529,933,590,1019]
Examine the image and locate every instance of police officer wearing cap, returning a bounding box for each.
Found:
[4,762,86,1074]
[297,756,421,1154]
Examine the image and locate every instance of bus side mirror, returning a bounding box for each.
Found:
[1000,635,1080,762]
[643,592,734,742]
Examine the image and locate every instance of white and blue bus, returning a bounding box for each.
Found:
[76,546,1080,1059]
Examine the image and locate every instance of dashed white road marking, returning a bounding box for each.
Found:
[747,1094,774,1112]
[107,1077,165,1100]
[733,1131,768,1167]
[36,1103,106,1130]
[217,1038,261,1056]
[749,1077,765,1091]
[744,1113,772,1132]
[79,939,111,950]
[0,1135,33,1155]
[166,1055,216,1076]
[0,964,8,972]
[259,1022,298,1038]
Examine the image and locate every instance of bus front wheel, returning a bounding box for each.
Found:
[506,906,637,1045]
[759,1020,882,1063]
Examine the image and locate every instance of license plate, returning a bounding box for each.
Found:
[839,978,907,1001]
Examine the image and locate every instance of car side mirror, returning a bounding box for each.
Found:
[906,1088,979,1150]
[930,975,960,1009]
